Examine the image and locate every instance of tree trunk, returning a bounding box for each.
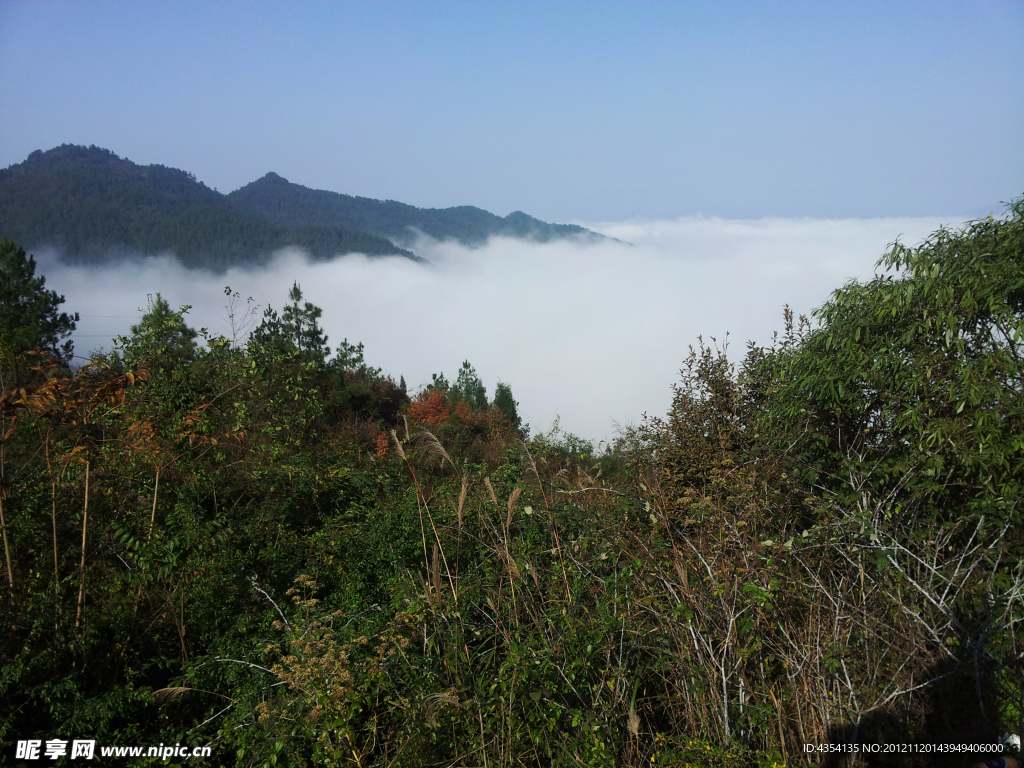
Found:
[0,489,12,593]
[148,464,160,541]
[0,411,10,593]
[76,461,89,629]
[46,433,59,588]
[51,483,60,587]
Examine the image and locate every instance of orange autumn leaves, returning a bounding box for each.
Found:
[408,389,450,426]
[375,388,512,461]
[407,388,515,435]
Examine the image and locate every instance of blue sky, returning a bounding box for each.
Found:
[1,1,1021,222]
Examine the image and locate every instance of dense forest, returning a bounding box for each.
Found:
[0,146,416,270]
[0,146,600,271]
[0,202,1022,767]
[227,172,600,246]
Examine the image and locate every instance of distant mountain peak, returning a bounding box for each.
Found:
[259,172,290,184]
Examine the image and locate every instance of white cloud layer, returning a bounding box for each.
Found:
[39,214,956,442]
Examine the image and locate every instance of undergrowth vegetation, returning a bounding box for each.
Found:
[1,203,1022,766]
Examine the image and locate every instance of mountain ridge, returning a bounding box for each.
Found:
[0,145,601,270]
[228,171,600,246]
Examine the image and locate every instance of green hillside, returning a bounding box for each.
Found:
[0,145,416,268]
[0,145,600,270]
[228,171,601,245]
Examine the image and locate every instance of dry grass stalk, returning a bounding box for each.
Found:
[44,430,60,588]
[431,545,442,602]
[503,547,521,580]
[152,687,191,704]
[393,429,459,607]
[626,705,640,737]
[521,442,549,507]
[422,688,460,728]
[484,477,499,507]
[673,557,689,591]
[152,686,233,705]
[527,560,540,588]
[419,429,455,470]
[389,430,407,461]
[0,485,11,592]
[147,464,161,542]
[505,487,522,534]
[457,474,469,528]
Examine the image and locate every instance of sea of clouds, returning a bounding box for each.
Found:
[38,214,957,443]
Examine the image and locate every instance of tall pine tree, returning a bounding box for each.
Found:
[0,238,78,383]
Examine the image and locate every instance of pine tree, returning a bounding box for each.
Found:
[453,360,487,410]
[250,282,331,364]
[115,294,197,371]
[493,381,521,429]
[426,372,450,393]
[0,238,78,382]
[281,282,330,359]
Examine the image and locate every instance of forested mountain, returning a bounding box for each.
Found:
[228,171,600,246]
[0,145,415,269]
[0,145,599,269]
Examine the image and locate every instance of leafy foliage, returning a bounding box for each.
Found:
[1,203,1023,768]
[765,202,1024,527]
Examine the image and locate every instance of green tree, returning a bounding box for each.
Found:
[452,360,487,410]
[115,293,198,371]
[492,381,521,429]
[332,338,367,373]
[425,372,450,393]
[0,238,78,379]
[249,305,287,352]
[251,282,331,364]
[282,282,329,358]
[764,200,1024,526]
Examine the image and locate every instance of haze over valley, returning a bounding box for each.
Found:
[16,145,954,440]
